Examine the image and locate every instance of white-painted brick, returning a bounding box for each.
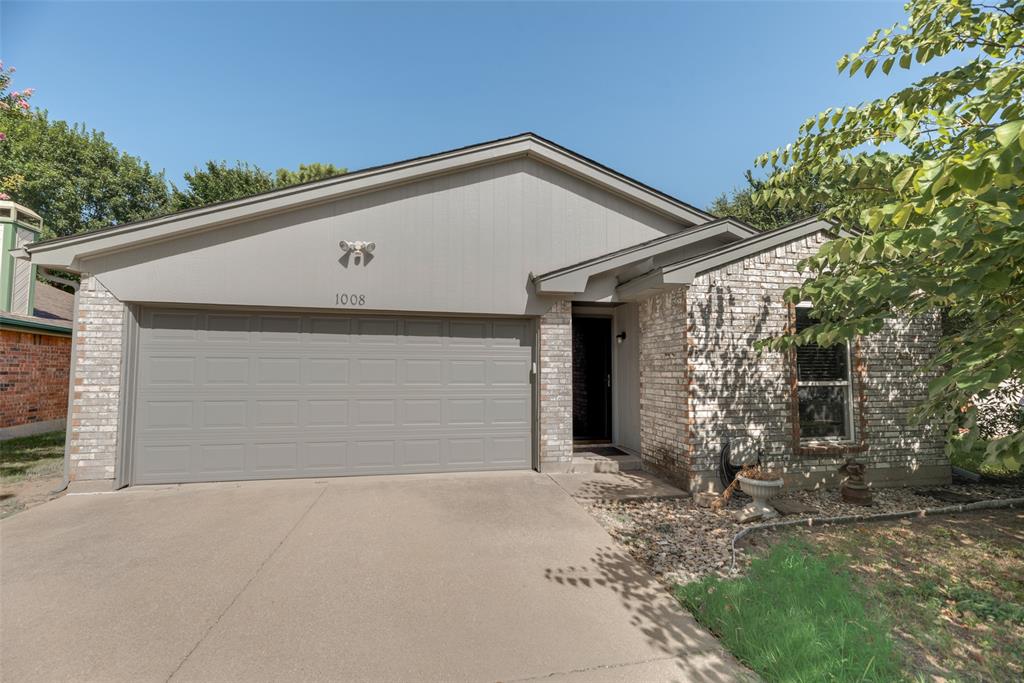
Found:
[67,274,123,482]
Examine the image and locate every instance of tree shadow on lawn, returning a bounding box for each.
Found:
[545,545,754,682]
[751,510,1024,682]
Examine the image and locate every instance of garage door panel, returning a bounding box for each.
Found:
[307,358,350,384]
[133,309,533,484]
[197,443,246,475]
[201,400,248,429]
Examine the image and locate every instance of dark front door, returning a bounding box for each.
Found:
[572,317,612,441]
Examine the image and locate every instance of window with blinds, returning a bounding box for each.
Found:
[795,306,854,440]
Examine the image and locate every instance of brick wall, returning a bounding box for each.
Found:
[0,329,71,428]
[638,288,690,484]
[538,298,573,470]
[67,275,125,481]
[685,231,948,491]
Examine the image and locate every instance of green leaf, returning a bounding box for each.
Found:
[951,164,988,191]
[980,269,1011,289]
[892,167,915,192]
[994,120,1023,148]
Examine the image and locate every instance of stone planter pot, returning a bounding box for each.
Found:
[737,476,784,520]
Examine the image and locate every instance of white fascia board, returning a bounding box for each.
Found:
[25,134,714,270]
[534,219,756,294]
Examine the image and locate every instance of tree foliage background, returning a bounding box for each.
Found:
[709,170,826,230]
[1,63,169,238]
[0,63,345,235]
[169,161,347,212]
[753,0,1023,467]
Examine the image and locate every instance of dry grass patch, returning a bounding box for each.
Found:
[0,431,65,518]
[746,509,1024,682]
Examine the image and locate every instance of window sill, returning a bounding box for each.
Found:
[797,440,866,456]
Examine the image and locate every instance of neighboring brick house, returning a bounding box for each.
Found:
[19,134,948,490]
[1,201,75,439]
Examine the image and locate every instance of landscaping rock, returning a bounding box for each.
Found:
[694,492,720,508]
[583,480,1024,588]
[918,489,982,504]
[771,499,819,516]
[734,507,766,523]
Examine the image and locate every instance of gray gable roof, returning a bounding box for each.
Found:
[532,217,760,294]
[616,217,837,300]
[24,133,715,270]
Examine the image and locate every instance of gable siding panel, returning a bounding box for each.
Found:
[84,158,686,316]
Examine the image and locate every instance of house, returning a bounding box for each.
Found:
[1,201,75,440]
[18,134,949,491]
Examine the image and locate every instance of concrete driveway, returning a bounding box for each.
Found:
[1,471,749,682]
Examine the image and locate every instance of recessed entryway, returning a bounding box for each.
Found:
[572,316,612,441]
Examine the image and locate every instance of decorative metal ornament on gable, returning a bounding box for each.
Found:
[339,240,375,266]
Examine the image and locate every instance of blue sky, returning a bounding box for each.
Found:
[3,1,938,208]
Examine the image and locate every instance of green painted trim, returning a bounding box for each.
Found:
[0,223,15,312]
[0,314,73,336]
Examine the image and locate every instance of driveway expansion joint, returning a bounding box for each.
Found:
[506,654,681,681]
[164,485,328,681]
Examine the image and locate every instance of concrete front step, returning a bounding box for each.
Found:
[569,454,642,474]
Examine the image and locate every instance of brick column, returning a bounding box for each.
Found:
[538,299,573,471]
[67,274,125,482]
[638,288,690,485]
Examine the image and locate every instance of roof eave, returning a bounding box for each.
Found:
[613,216,839,299]
[534,218,758,295]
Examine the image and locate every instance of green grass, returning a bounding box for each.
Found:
[949,435,1022,479]
[0,431,65,484]
[676,540,901,683]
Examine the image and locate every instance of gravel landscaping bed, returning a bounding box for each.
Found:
[585,480,1024,587]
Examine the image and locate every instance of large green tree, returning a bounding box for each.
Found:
[170,161,274,212]
[754,0,1023,467]
[274,162,346,187]
[171,161,347,211]
[709,170,826,230]
[0,66,169,238]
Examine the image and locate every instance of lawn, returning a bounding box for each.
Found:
[677,509,1024,683]
[677,540,901,682]
[0,430,66,518]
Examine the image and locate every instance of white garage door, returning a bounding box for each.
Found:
[131,308,534,484]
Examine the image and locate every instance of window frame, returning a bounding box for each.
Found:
[788,302,867,456]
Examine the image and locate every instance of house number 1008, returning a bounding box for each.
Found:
[336,293,367,306]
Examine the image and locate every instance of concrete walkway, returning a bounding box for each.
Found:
[0,471,750,682]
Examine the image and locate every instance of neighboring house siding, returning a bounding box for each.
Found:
[638,289,690,484]
[683,231,947,491]
[538,299,573,470]
[0,329,71,429]
[67,275,125,481]
[84,157,687,316]
[10,227,36,316]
